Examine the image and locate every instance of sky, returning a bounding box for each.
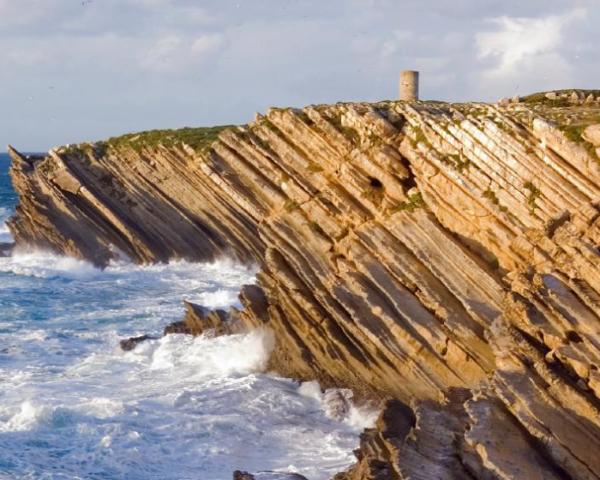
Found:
[1,0,599,151]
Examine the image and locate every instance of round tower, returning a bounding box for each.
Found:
[399,70,419,101]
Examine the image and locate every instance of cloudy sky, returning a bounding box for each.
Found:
[1,0,598,151]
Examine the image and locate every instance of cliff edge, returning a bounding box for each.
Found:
[8,91,600,479]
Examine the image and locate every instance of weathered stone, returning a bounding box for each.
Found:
[6,92,600,480]
[233,472,254,480]
[583,124,600,146]
[119,334,154,351]
[163,321,191,335]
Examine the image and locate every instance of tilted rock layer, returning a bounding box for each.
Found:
[8,92,600,479]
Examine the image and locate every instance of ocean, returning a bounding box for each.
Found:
[0,153,372,480]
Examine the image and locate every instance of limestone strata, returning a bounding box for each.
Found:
[8,93,600,479]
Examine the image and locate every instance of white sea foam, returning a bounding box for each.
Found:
[0,206,12,243]
[0,248,100,279]
[0,248,365,479]
[299,381,379,430]
[147,329,274,375]
[0,400,43,432]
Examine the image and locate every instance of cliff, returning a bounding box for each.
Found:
[8,90,600,479]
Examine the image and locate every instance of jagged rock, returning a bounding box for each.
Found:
[119,334,154,351]
[583,124,600,146]
[183,301,229,335]
[233,472,254,480]
[163,321,191,335]
[234,472,308,480]
[6,92,600,479]
[164,302,230,336]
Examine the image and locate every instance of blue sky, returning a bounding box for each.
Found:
[1,0,598,151]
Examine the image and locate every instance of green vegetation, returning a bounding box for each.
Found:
[309,220,327,237]
[522,93,570,108]
[361,186,384,204]
[483,188,508,212]
[307,161,324,173]
[559,123,600,161]
[393,192,425,213]
[408,125,434,150]
[284,199,299,212]
[488,257,500,271]
[522,90,600,106]
[250,131,272,152]
[413,126,429,147]
[105,125,233,153]
[328,115,361,145]
[448,153,470,173]
[361,176,385,204]
[524,181,541,214]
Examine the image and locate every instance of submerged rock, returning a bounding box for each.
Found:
[163,301,230,336]
[119,334,155,351]
[233,472,254,480]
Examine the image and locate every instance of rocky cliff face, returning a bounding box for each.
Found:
[8,91,600,479]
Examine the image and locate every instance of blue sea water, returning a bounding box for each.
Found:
[0,153,373,480]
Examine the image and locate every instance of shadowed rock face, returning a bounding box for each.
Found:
[8,94,600,479]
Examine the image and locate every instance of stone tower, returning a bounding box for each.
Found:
[399,70,419,101]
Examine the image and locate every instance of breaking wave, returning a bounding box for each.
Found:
[0,251,371,479]
[0,156,372,479]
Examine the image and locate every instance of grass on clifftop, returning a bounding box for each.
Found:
[522,89,600,106]
[104,125,233,153]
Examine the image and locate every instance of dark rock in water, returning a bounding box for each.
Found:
[8,98,600,479]
[119,334,154,351]
[163,301,230,337]
[233,472,308,480]
[163,321,191,336]
[233,471,254,480]
[0,242,14,257]
[183,301,229,335]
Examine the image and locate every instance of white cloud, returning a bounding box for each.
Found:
[191,33,224,56]
[139,32,224,72]
[140,35,184,71]
[0,0,64,26]
[1,0,599,150]
[476,9,586,78]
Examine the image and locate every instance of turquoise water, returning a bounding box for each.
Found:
[0,153,372,480]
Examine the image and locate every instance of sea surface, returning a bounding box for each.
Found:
[0,153,373,480]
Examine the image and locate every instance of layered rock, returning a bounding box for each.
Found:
[8,92,600,479]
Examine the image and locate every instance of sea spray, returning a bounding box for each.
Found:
[0,155,366,479]
[298,381,379,430]
[0,206,12,243]
[0,251,365,479]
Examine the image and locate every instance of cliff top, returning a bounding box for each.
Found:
[35,89,598,166]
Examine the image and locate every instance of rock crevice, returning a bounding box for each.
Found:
[8,94,600,479]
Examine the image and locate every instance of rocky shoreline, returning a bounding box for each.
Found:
[7,91,600,479]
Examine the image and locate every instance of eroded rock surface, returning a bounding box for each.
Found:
[8,92,600,479]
